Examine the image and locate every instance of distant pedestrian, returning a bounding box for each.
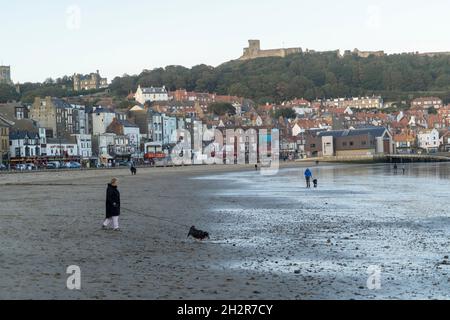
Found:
[130,162,137,175]
[255,164,258,171]
[103,178,121,231]
[304,168,313,188]
[394,164,398,174]
[402,166,406,175]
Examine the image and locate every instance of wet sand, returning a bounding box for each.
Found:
[1,163,450,299]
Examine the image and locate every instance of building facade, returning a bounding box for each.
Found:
[9,131,41,158]
[90,107,116,136]
[0,115,13,164]
[135,85,169,104]
[106,118,141,158]
[46,137,79,158]
[73,71,108,91]
[411,97,443,110]
[30,97,85,138]
[417,129,440,152]
[312,127,394,158]
[72,134,93,159]
[320,96,384,110]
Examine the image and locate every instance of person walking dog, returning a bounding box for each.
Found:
[304,168,313,188]
[103,178,121,231]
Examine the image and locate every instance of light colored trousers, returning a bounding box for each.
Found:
[103,216,119,229]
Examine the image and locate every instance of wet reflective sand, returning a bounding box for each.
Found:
[197,163,450,299]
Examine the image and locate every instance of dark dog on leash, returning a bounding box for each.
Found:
[313,179,318,188]
[130,167,137,175]
[187,226,210,241]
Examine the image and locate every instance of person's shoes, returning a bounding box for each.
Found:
[113,228,121,232]
[101,226,108,231]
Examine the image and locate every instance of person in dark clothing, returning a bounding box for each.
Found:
[103,178,121,231]
[304,168,313,188]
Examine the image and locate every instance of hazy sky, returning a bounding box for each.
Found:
[1,0,449,83]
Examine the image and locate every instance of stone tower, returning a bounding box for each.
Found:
[0,66,13,85]
[247,40,261,55]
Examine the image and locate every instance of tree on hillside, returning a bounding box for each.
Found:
[207,102,236,116]
[0,84,19,103]
[428,106,438,115]
[273,108,297,119]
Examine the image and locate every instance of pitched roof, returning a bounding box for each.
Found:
[0,114,13,127]
[116,118,139,128]
[51,98,73,109]
[47,136,77,144]
[129,105,145,112]
[141,86,167,94]
[9,130,39,140]
[393,134,415,142]
[318,127,387,138]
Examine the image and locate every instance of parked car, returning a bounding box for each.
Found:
[65,162,81,169]
[47,161,61,169]
[15,164,27,171]
[26,164,37,171]
[118,160,130,167]
[0,164,7,171]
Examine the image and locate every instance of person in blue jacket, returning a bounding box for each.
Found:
[304,168,313,188]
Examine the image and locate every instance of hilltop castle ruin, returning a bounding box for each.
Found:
[239,40,303,60]
[238,40,450,61]
[238,40,388,61]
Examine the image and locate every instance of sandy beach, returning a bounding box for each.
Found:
[1,162,450,300]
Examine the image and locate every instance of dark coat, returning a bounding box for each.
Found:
[106,184,120,218]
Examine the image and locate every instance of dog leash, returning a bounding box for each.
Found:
[121,207,191,228]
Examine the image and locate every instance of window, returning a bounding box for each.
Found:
[362,141,367,146]
[350,142,354,146]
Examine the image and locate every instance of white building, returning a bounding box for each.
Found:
[321,96,384,109]
[91,107,116,135]
[417,128,440,152]
[150,112,163,144]
[93,133,116,157]
[71,104,88,134]
[162,114,178,145]
[73,134,93,159]
[135,85,169,105]
[39,128,47,156]
[122,121,141,158]
[9,131,41,158]
[46,138,79,158]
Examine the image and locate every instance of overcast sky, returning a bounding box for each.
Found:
[1,0,449,83]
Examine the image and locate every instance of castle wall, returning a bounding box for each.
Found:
[240,45,302,60]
